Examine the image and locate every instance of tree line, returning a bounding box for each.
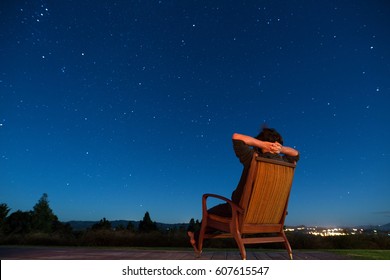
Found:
[0,193,200,247]
[1,194,389,249]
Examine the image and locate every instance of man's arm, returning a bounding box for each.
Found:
[280,146,299,157]
[232,133,280,153]
[232,133,299,156]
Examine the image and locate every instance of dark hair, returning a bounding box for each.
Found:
[255,127,284,145]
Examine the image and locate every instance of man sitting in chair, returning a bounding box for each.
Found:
[188,126,300,253]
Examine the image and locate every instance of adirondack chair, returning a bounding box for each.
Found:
[197,155,296,260]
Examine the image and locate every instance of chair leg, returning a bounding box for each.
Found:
[232,229,246,260]
[234,236,246,260]
[281,231,293,260]
[197,219,208,255]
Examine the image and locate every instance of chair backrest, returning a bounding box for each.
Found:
[239,155,296,226]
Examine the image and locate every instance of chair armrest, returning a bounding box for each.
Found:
[202,193,233,203]
[202,193,244,216]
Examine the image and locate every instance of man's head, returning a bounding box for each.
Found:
[255,127,284,154]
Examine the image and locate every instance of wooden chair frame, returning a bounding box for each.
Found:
[197,155,296,260]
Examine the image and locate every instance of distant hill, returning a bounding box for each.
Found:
[65,220,189,231]
[358,223,390,231]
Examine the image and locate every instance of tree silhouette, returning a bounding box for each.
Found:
[91,218,112,230]
[126,221,136,232]
[3,210,32,234]
[187,218,201,232]
[0,203,10,231]
[31,193,58,233]
[138,211,158,232]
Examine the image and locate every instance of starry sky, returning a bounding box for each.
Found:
[1,0,389,227]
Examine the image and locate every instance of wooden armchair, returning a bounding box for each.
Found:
[197,155,296,260]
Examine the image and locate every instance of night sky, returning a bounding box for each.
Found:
[1,0,389,227]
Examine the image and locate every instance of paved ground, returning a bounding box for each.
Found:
[0,246,352,260]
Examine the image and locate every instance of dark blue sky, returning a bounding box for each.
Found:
[1,0,389,227]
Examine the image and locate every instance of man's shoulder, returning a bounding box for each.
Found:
[233,139,254,164]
